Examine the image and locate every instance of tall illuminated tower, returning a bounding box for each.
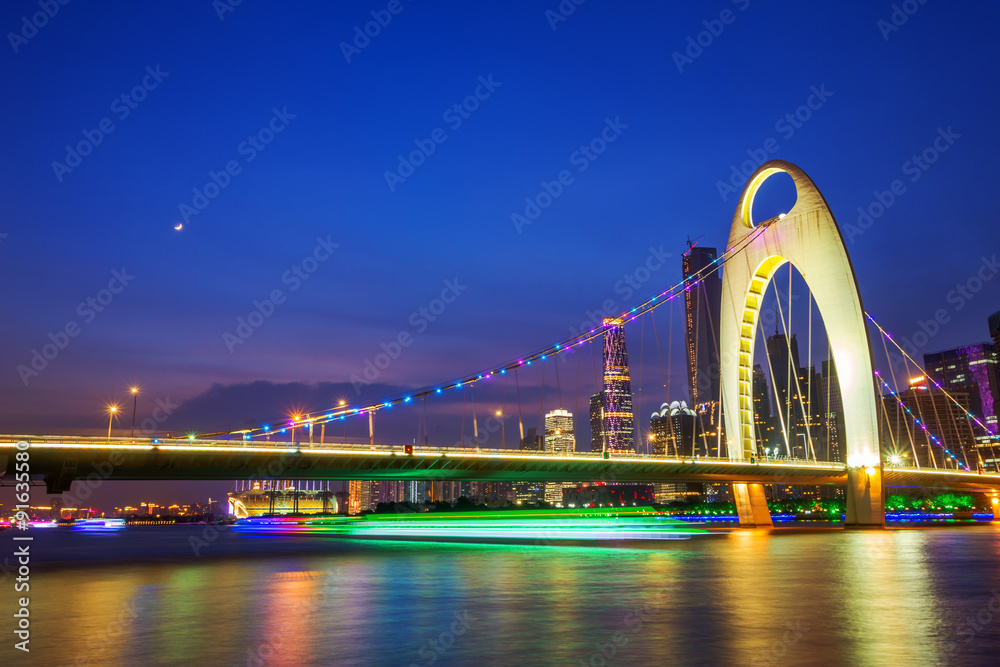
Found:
[683,246,722,417]
[602,317,635,452]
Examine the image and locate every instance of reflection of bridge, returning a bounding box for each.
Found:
[4,161,996,529]
[4,434,1000,499]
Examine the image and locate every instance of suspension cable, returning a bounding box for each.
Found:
[879,327,920,466]
[211,222,776,440]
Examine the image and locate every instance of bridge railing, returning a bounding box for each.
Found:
[884,463,986,475]
[0,434,845,467]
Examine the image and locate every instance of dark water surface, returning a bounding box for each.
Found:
[3,524,1000,666]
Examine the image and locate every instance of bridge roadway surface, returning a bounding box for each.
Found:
[4,435,1000,494]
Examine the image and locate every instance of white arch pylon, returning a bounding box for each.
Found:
[719,160,884,527]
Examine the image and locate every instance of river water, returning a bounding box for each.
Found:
[3,524,1000,666]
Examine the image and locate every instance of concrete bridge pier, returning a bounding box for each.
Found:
[733,482,773,528]
[845,466,885,527]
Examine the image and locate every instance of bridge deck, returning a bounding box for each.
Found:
[2,436,999,493]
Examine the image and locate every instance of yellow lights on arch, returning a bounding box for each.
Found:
[737,166,795,229]
[720,160,879,468]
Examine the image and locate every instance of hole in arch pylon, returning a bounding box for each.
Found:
[720,160,879,468]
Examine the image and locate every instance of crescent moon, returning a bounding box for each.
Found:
[174,223,183,231]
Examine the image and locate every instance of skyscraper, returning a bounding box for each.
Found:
[602,318,635,452]
[649,405,672,457]
[544,408,575,455]
[924,343,1000,451]
[766,331,801,425]
[752,364,771,451]
[544,408,575,504]
[514,427,545,504]
[682,246,723,413]
[649,401,698,457]
[881,376,976,468]
[990,311,1000,354]
[818,360,844,462]
[520,426,543,451]
[589,392,605,452]
[762,331,823,457]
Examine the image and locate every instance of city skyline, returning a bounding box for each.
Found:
[6,4,1000,665]
[3,2,1000,510]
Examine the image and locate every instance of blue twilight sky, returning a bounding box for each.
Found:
[1,1,999,507]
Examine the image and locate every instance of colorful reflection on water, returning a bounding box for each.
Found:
[231,507,713,542]
[8,522,1000,665]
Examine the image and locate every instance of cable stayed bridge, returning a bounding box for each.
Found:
[4,161,999,528]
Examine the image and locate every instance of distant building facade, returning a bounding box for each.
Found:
[544,408,576,504]
[880,376,976,469]
[924,344,1000,450]
[589,392,605,451]
[564,483,655,507]
[229,480,338,517]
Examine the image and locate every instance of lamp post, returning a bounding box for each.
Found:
[129,386,139,437]
[107,405,119,442]
[339,400,347,444]
[496,410,504,449]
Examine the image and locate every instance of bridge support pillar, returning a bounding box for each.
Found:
[733,483,772,528]
[845,466,884,527]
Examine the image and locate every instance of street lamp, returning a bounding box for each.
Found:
[291,414,302,442]
[106,404,119,441]
[496,410,504,448]
[129,386,139,437]
[339,400,347,443]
